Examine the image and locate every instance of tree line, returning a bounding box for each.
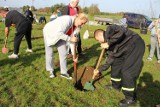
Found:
[22,3,100,15]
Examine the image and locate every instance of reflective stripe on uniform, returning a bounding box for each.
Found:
[122,87,134,91]
[111,77,121,82]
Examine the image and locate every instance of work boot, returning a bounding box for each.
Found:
[105,85,120,91]
[119,99,136,107]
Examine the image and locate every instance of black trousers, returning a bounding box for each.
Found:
[110,37,145,100]
[39,17,46,24]
[14,21,32,54]
[77,33,82,54]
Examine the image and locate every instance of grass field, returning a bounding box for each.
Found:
[0,14,160,107]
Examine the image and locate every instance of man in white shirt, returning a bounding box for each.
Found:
[43,13,88,79]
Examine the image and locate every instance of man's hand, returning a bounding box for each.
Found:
[93,69,100,77]
[70,36,77,43]
[73,56,78,62]
[11,24,16,27]
[101,43,109,49]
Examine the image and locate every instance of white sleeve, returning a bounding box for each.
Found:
[70,42,75,55]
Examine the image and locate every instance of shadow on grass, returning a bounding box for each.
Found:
[137,72,160,107]
[0,53,43,67]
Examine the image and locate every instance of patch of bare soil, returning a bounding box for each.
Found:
[74,66,101,90]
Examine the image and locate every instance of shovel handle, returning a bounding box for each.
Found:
[92,48,105,80]
[4,36,8,48]
[95,48,105,70]
[73,34,77,84]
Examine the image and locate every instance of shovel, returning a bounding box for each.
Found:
[73,35,78,85]
[83,48,105,91]
[2,36,9,54]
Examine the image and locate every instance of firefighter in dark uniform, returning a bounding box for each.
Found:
[93,25,145,106]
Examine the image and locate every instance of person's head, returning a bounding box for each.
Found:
[56,8,60,12]
[70,0,79,8]
[94,29,105,43]
[0,9,8,18]
[74,13,88,27]
[123,14,128,18]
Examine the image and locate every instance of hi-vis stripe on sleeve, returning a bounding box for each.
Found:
[111,77,121,82]
[122,87,134,91]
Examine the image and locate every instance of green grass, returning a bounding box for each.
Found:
[0,15,160,107]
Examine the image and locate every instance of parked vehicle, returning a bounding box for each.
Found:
[94,17,119,25]
[124,12,152,29]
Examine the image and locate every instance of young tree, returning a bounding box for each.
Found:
[88,4,100,15]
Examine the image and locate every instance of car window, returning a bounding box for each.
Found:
[144,15,152,22]
[131,14,137,18]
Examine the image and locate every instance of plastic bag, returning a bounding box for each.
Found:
[83,30,89,39]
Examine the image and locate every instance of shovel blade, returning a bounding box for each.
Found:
[83,80,95,91]
[2,47,8,54]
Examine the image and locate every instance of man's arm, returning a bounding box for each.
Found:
[5,27,10,37]
[98,55,114,72]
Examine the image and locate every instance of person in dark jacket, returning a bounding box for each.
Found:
[62,0,83,58]
[39,16,46,24]
[0,9,33,59]
[24,7,34,23]
[93,25,145,106]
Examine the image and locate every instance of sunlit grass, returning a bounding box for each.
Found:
[0,15,160,107]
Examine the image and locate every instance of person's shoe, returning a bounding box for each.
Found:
[157,60,160,64]
[8,53,18,59]
[50,73,55,78]
[119,99,136,107]
[60,73,72,80]
[26,48,33,53]
[147,57,152,61]
[105,85,120,91]
[49,71,55,78]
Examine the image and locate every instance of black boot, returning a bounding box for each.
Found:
[119,99,136,107]
[105,85,120,91]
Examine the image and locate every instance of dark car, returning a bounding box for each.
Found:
[124,12,152,29]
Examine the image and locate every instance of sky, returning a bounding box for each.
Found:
[0,0,160,18]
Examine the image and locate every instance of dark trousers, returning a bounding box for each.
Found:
[14,21,32,54]
[39,17,46,24]
[77,33,82,54]
[111,37,145,100]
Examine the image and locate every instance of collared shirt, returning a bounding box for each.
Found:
[43,15,75,46]
[148,20,160,35]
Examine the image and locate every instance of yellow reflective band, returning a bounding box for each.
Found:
[122,87,134,91]
[111,77,121,82]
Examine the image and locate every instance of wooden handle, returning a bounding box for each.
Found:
[95,48,105,70]
[4,36,8,48]
[92,48,105,80]
[73,34,77,83]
